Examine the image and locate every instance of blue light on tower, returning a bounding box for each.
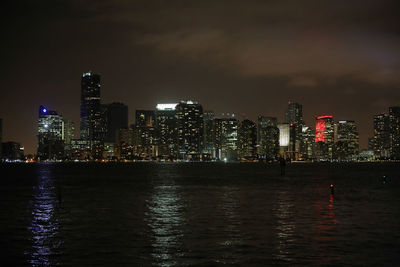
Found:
[43,108,47,113]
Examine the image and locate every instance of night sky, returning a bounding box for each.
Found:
[1,0,400,154]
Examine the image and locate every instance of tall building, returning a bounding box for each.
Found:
[136,110,155,127]
[258,116,279,160]
[373,113,390,159]
[103,102,128,143]
[299,125,314,160]
[176,100,204,159]
[133,110,158,159]
[314,115,334,160]
[220,118,238,161]
[37,105,64,160]
[63,119,75,147]
[389,106,400,159]
[285,102,303,124]
[80,71,103,143]
[155,103,178,158]
[335,120,359,161]
[116,128,135,160]
[238,119,257,161]
[277,123,290,155]
[203,111,216,158]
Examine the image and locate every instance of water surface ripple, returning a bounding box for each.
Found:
[0,162,399,266]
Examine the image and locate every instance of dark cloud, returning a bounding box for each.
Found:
[1,0,400,153]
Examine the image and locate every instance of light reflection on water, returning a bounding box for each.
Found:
[273,189,296,263]
[26,164,62,266]
[216,186,242,264]
[145,178,184,266]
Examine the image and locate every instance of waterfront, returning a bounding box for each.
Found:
[0,162,399,266]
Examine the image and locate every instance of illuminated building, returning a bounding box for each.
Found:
[373,113,390,159]
[285,102,303,124]
[80,71,103,143]
[70,139,91,160]
[220,118,238,161]
[116,128,135,160]
[203,110,216,159]
[314,115,334,161]
[277,123,290,154]
[176,100,204,159]
[136,110,155,127]
[258,116,279,160]
[37,105,65,160]
[238,119,257,161]
[155,103,178,158]
[103,102,128,143]
[334,120,359,161]
[63,119,75,151]
[299,125,314,160]
[389,106,400,159]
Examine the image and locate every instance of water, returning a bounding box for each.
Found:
[0,162,399,266]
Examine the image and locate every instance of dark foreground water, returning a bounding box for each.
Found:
[0,162,399,266]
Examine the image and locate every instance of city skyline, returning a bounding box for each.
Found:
[1,1,400,154]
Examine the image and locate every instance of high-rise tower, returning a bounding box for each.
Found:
[80,71,102,143]
[37,105,64,160]
[285,102,303,124]
[314,115,334,160]
[176,100,204,158]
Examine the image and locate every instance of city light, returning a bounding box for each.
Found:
[156,103,178,110]
[315,120,326,142]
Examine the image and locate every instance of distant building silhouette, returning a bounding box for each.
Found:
[103,102,128,143]
[389,106,400,159]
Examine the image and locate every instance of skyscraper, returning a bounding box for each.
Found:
[136,110,155,128]
[103,102,128,143]
[155,103,178,158]
[373,113,390,159]
[285,102,303,124]
[299,125,314,160]
[389,106,400,159]
[203,110,216,158]
[176,100,204,159]
[258,116,279,161]
[238,119,257,161]
[80,71,103,143]
[314,116,334,160]
[134,109,158,158]
[220,118,239,161]
[37,105,64,160]
[335,120,359,161]
[278,123,290,154]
